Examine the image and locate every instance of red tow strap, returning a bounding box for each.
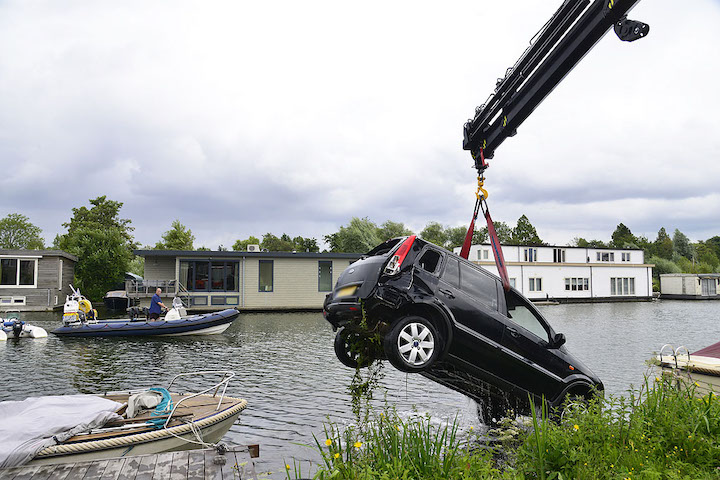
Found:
[459,148,511,292]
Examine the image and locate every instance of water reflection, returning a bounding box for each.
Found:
[1,300,717,477]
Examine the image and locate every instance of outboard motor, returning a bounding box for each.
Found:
[12,320,23,338]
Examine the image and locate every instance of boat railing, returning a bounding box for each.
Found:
[163,371,235,428]
[659,344,675,365]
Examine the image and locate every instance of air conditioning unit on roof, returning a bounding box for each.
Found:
[247,244,261,252]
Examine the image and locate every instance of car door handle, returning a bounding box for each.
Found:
[507,327,520,338]
[438,288,455,299]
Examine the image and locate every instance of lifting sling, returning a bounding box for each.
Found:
[459,149,511,292]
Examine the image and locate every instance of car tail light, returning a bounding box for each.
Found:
[384,235,416,276]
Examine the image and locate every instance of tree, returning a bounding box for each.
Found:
[261,233,294,251]
[653,227,673,259]
[377,221,413,241]
[154,220,194,250]
[478,221,513,244]
[705,236,720,260]
[672,228,694,260]
[55,196,135,301]
[0,213,44,249]
[233,236,261,251]
[292,236,319,252]
[695,242,720,269]
[512,215,543,245]
[647,255,681,278]
[445,226,469,250]
[611,223,636,248]
[324,217,381,253]
[420,222,448,247]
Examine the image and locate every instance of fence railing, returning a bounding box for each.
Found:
[125,279,177,296]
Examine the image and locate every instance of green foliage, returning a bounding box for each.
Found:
[154,220,194,250]
[420,221,448,247]
[515,378,720,479]
[128,255,144,277]
[647,256,681,278]
[301,407,499,480]
[672,228,694,259]
[232,236,261,251]
[0,213,44,249]
[445,226,469,250]
[376,221,413,241]
[260,233,319,252]
[64,227,131,300]
[479,221,514,244]
[695,242,720,268]
[610,222,636,249]
[653,227,674,259]
[512,215,543,245]
[55,197,135,301]
[325,217,382,253]
[705,236,720,260]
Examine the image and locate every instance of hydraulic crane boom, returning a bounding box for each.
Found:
[463,0,648,167]
[459,0,648,290]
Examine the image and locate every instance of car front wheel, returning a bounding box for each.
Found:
[334,328,378,369]
[384,315,441,373]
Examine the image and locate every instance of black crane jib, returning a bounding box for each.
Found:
[463,0,649,168]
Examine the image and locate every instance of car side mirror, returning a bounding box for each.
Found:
[551,333,566,349]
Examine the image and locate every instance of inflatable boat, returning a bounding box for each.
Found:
[0,314,48,340]
[53,288,239,337]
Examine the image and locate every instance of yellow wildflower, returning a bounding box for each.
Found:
[325,439,332,446]
[286,464,290,470]
[334,453,340,459]
[573,424,579,431]
[354,441,362,449]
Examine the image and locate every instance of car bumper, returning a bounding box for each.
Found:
[323,300,363,329]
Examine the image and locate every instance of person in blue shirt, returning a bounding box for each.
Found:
[149,288,167,320]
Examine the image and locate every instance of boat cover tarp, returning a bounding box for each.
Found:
[694,340,720,359]
[0,394,122,468]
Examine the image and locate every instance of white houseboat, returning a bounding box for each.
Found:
[454,244,654,302]
[660,273,720,300]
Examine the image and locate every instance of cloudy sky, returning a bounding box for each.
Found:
[1,0,718,250]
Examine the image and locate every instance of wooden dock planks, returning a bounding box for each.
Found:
[0,446,257,480]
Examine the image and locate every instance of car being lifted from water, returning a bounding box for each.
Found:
[323,235,603,421]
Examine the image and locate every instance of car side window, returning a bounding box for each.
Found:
[506,292,550,341]
[418,249,443,274]
[459,263,498,311]
[442,257,460,289]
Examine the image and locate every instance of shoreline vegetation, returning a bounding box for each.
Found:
[286,373,720,480]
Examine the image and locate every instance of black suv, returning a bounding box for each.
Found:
[323,236,603,420]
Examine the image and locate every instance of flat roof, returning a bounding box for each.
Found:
[0,249,78,261]
[135,249,361,259]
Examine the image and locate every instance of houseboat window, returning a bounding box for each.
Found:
[565,277,589,291]
[611,277,635,295]
[195,262,209,290]
[529,278,542,292]
[553,248,566,263]
[318,261,333,292]
[597,252,615,262]
[259,260,274,292]
[477,249,489,260]
[0,258,36,287]
[509,278,516,289]
[524,248,537,262]
[622,252,631,262]
[181,260,239,292]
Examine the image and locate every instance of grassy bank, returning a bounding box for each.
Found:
[289,377,720,479]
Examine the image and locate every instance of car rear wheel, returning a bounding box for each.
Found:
[334,328,377,369]
[384,315,441,373]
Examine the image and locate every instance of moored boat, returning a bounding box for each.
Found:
[656,342,720,396]
[1,371,247,468]
[54,289,239,337]
[103,290,131,311]
[0,312,47,340]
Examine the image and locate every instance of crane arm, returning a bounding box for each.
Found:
[463,0,648,167]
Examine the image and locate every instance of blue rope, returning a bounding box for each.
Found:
[147,387,174,429]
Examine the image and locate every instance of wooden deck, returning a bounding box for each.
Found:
[0,446,258,480]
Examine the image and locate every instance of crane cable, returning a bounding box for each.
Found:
[459,148,511,292]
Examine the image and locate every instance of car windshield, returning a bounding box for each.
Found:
[505,290,550,341]
[365,238,402,256]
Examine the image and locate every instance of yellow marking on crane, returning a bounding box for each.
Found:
[502,116,507,127]
[608,0,614,9]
